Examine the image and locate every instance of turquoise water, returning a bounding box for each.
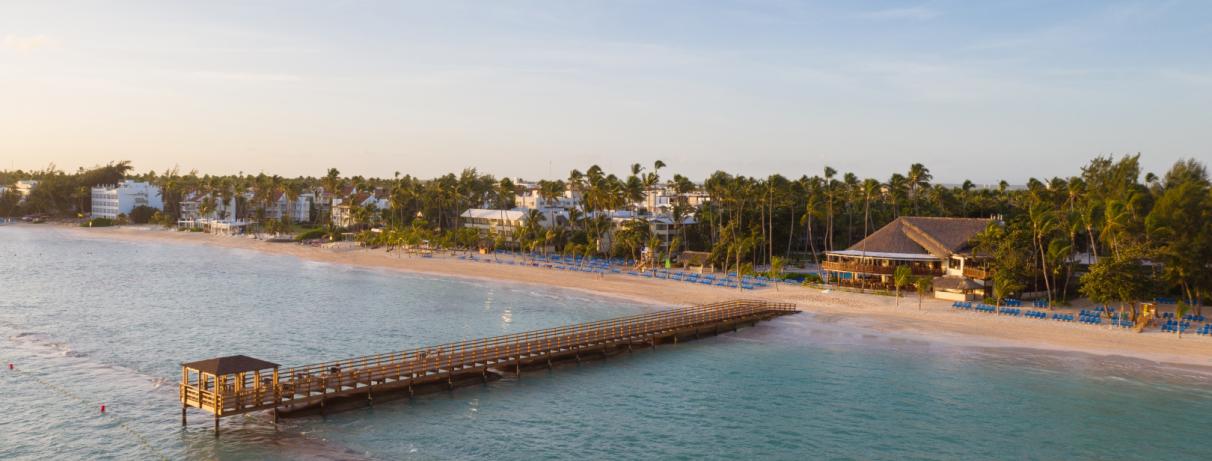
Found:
[2,226,1211,460]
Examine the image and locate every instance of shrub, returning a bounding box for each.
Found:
[295,228,327,241]
[128,205,157,224]
[81,217,114,227]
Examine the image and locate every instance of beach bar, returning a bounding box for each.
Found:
[823,217,994,300]
[180,355,280,433]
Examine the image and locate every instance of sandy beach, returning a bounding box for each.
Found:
[37,224,1212,369]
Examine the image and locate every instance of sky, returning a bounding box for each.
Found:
[1,1,1210,184]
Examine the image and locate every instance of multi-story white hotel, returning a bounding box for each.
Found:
[90,180,163,219]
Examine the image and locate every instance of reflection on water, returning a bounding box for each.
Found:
[2,226,1212,460]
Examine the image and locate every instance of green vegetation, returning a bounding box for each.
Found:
[894,265,912,306]
[81,217,114,227]
[128,205,156,224]
[294,228,327,241]
[4,154,1209,311]
[914,277,932,310]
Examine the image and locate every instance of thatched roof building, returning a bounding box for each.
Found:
[823,217,996,300]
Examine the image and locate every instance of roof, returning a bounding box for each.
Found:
[181,355,279,374]
[829,250,938,261]
[933,276,984,291]
[646,215,698,225]
[461,208,529,220]
[838,217,993,259]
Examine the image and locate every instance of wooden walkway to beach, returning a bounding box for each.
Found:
[179,299,798,432]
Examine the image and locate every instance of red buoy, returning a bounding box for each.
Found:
[100,404,106,413]
[7,363,11,370]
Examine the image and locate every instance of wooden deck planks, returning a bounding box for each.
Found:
[181,299,797,421]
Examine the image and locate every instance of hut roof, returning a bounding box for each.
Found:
[843,217,993,259]
[182,355,279,375]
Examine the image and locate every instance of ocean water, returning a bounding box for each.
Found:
[2,226,1211,460]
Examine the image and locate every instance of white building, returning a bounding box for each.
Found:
[460,208,566,239]
[331,193,390,227]
[515,183,581,210]
[90,181,163,219]
[180,193,238,222]
[267,192,313,223]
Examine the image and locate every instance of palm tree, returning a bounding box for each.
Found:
[322,168,343,238]
[1028,199,1057,306]
[914,277,932,310]
[823,166,836,252]
[894,265,912,306]
[1176,301,1190,338]
[770,256,785,291]
[906,163,932,215]
[887,173,907,218]
[801,176,823,266]
[861,178,880,240]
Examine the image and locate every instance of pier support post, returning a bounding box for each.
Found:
[320,384,327,417]
[214,415,220,436]
[181,405,187,427]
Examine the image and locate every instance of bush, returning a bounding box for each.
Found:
[800,273,823,284]
[128,205,157,224]
[81,217,114,227]
[295,228,327,241]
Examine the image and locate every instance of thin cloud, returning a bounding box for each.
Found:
[186,71,303,83]
[862,6,941,21]
[1,34,56,52]
[1159,69,1212,87]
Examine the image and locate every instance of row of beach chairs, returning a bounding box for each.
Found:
[456,253,782,290]
[624,270,766,290]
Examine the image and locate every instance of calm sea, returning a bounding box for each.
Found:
[2,226,1210,460]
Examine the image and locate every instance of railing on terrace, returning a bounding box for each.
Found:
[963,267,992,280]
[821,261,942,277]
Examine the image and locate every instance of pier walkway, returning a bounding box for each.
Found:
[180,299,798,432]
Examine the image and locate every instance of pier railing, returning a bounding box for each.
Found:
[182,299,797,428]
[279,299,794,380]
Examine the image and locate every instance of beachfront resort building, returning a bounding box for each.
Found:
[90,180,163,219]
[514,183,581,210]
[460,208,567,241]
[331,192,390,228]
[265,192,313,223]
[822,217,995,300]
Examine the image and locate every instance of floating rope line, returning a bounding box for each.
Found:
[4,360,171,461]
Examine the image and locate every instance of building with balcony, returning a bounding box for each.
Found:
[459,208,567,245]
[90,180,163,219]
[822,216,994,299]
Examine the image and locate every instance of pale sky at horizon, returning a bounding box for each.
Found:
[1,1,1210,184]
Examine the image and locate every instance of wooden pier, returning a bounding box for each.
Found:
[179,299,798,433]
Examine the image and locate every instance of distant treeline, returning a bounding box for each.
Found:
[3,154,1209,310]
